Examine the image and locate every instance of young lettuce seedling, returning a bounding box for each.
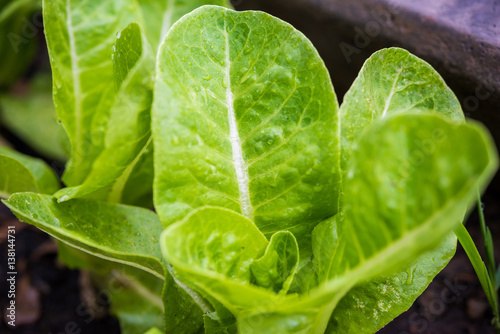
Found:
[0,3,498,334]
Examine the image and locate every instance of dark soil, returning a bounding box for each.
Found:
[1,188,499,333]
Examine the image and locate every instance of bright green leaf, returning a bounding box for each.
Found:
[331,114,497,281]
[251,231,299,294]
[153,6,341,250]
[454,223,497,311]
[327,235,456,333]
[54,22,155,204]
[0,147,59,198]
[329,47,467,332]
[43,0,140,187]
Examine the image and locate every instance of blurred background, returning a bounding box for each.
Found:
[1,0,499,333]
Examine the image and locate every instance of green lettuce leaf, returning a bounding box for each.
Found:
[0,73,70,161]
[329,47,466,333]
[250,231,299,294]
[54,22,155,203]
[0,147,59,198]
[153,6,341,249]
[161,207,277,315]
[43,0,140,187]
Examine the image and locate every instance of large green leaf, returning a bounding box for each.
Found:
[43,0,140,187]
[55,22,155,203]
[0,73,70,161]
[0,147,59,198]
[4,193,165,277]
[334,114,495,278]
[153,6,340,247]
[326,230,456,333]
[328,47,467,333]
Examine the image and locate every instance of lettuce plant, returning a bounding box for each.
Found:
[0,3,498,334]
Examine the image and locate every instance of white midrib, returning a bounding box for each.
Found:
[66,0,82,157]
[380,70,401,118]
[225,33,254,221]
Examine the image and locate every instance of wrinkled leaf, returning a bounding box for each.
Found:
[153,6,341,246]
[329,114,496,281]
[327,235,456,333]
[0,147,59,198]
[161,207,277,315]
[251,231,299,294]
